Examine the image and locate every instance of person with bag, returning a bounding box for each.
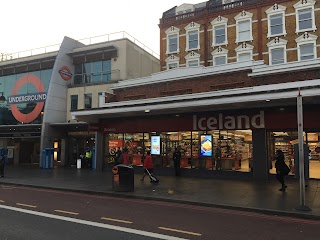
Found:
[140,151,154,182]
[275,149,290,191]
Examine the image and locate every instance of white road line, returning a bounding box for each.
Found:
[16,203,37,208]
[159,227,202,237]
[54,210,79,215]
[101,217,132,224]
[0,204,188,240]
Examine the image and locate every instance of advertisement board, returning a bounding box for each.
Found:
[200,135,212,157]
[151,136,161,155]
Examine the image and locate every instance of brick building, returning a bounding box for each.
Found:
[73,0,320,181]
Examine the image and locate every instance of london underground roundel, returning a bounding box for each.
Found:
[10,74,46,123]
[59,66,72,81]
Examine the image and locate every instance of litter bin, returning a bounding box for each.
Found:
[112,164,134,192]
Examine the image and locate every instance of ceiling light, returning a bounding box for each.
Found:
[145,110,150,113]
[265,99,270,102]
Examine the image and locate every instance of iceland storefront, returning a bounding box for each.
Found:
[82,106,320,180]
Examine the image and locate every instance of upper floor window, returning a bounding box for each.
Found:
[211,47,228,66]
[295,32,318,61]
[70,95,78,111]
[166,55,180,70]
[187,60,199,67]
[267,38,287,65]
[185,22,201,51]
[74,60,111,85]
[294,0,316,33]
[185,51,200,67]
[266,4,287,38]
[235,43,253,62]
[235,11,253,43]
[84,93,92,109]
[211,16,228,46]
[165,26,180,54]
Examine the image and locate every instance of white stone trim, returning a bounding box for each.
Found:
[235,43,253,61]
[295,32,318,60]
[267,38,288,65]
[73,79,320,119]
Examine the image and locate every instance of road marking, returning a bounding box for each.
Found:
[0,204,188,240]
[0,200,5,203]
[54,210,79,215]
[101,217,133,224]
[16,203,37,208]
[159,226,202,237]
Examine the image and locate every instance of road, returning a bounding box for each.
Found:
[0,184,319,240]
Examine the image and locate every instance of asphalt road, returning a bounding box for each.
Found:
[0,184,320,240]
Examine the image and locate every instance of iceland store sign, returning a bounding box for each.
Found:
[9,74,47,123]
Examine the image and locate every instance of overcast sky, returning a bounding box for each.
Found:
[1,0,202,56]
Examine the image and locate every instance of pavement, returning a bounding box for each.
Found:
[0,166,320,220]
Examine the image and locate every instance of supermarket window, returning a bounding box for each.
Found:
[235,11,253,43]
[266,4,287,38]
[294,0,316,33]
[84,93,92,109]
[70,95,78,111]
[165,26,180,54]
[185,22,201,51]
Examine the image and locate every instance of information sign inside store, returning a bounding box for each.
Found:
[200,135,213,157]
[151,136,161,155]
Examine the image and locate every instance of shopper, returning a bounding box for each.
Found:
[122,148,130,165]
[215,146,222,170]
[114,147,122,165]
[0,152,5,178]
[173,147,181,176]
[275,149,290,191]
[140,151,153,182]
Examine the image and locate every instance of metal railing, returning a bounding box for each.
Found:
[0,31,159,63]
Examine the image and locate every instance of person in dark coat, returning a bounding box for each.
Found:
[173,147,181,176]
[275,149,290,191]
[0,153,5,178]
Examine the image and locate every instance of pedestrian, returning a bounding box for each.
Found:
[122,148,130,165]
[0,152,5,178]
[173,147,181,176]
[215,146,222,170]
[140,150,153,182]
[275,149,290,191]
[114,147,122,165]
[85,148,92,168]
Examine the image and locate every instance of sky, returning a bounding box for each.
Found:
[1,0,203,56]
